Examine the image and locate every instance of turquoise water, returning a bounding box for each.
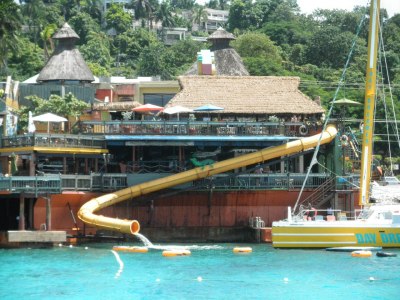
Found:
[0,243,399,300]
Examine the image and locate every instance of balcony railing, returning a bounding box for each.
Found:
[0,173,358,195]
[0,173,127,195]
[80,120,322,138]
[0,133,106,149]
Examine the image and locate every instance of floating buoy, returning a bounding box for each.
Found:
[233,247,252,253]
[376,251,397,257]
[162,249,191,257]
[112,246,149,253]
[351,250,372,257]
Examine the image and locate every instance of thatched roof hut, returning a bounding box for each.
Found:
[37,23,94,83]
[185,27,249,76]
[168,76,324,116]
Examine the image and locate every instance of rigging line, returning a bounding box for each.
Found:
[377,42,393,175]
[293,12,368,215]
[379,23,400,152]
[315,161,360,189]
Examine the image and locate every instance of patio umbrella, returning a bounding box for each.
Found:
[32,112,68,133]
[194,104,224,112]
[332,98,362,106]
[28,111,36,133]
[132,103,164,112]
[163,105,193,121]
[194,104,224,120]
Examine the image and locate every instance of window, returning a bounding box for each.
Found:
[144,94,175,107]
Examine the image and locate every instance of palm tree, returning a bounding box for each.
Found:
[21,0,47,51]
[132,0,154,29]
[0,0,23,70]
[155,1,174,28]
[192,6,208,31]
[40,24,57,61]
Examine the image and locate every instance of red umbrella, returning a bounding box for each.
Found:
[132,103,164,112]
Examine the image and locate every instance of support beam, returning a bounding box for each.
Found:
[19,193,25,230]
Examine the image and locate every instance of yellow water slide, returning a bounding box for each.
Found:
[78,125,337,235]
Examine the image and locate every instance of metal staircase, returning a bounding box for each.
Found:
[296,176,337,213]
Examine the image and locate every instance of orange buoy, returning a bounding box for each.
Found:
[162,249,191,257]
[112,246,149,253]
[233,247,252,253]
[351,250,372,257]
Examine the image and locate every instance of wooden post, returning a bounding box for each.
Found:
[45,196,51,231]
[29,153,36,176]
[63,157,67,174]
[19,193,25,230]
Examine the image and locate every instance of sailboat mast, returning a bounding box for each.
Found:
[359,0,380,206]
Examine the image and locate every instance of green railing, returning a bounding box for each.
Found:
[0,133,105,149]
[80,120,321,137]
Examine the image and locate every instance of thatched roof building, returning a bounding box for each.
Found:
[37,23,94,83]
[168,76,324,116]
[185,27,249,76]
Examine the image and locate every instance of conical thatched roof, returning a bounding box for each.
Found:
[207,27,236,42]
[168,76,324,115]
[185,28,249,76]
[37,23,94,83]
[52,22,79,40]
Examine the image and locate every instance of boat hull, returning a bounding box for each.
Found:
[272,222,400,248]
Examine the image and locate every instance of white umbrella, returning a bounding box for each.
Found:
[28,111,36,133]
[163,105,193,120]
[32,112,68,133]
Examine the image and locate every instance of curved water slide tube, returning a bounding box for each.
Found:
[78,125,337,235]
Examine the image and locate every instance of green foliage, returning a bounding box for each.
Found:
[7,37,44,81]
[17,93,89,132]
[69,12,101,45]
[79,31,112,69]
[105,3,133,34]
[0,0,23,75]
[137,43,173,79]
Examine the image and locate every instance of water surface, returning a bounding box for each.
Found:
[0,243,398,299]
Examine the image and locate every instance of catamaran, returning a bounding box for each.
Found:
[272,0,400,248]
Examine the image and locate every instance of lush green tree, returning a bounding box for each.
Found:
[227,0,252,32]
[105,3,133,34]
[79,31,112,70]
[69,11,101,44]
[0,0,23,74]
[80,0,103,23]
[112,28,159,61]
[168,39,204,74]
[232,32,282,62]
[304,26,367,69]
[170,0,195,10]
[7,37,44,81]
[207,0,218,9]
[136,43,173,79]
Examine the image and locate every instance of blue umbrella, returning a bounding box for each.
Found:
[194,104,224,111]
